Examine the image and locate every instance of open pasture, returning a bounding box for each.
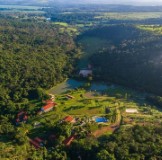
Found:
[94,12,162,20]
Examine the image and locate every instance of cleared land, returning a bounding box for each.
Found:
[28,81,162,138]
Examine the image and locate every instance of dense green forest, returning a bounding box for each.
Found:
[67,125,162,160]
[78,25,162,95]
[1,4,162,160]
[1,123,162,159]
[0,17,77,115]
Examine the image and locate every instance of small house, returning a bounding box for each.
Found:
[63,116,76,123]
[40,101,57,113]
[29,137,44,149]
[63,135,75,146]
[79,69,92,77]
[126,108,138,113]
[41,103,54,113]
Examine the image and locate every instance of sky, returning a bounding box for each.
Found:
[1,0,162,6]
[55,0,162,6]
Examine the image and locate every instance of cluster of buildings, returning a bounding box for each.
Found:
[27,92,110,149]
[30,115,76,149]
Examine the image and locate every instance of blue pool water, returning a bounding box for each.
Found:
[95,117,108,123]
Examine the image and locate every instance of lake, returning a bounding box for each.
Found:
[48,79,112,95]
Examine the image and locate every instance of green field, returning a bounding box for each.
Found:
[53,22,69,27]
[137,25,162,35]
[0,5,45,14]
[53,22,79,36]
[95,12,162,20]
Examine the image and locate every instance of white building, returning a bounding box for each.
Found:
[79,69,92,77]
[126,108,138,113]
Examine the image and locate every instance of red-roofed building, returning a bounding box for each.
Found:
[63,135,75,146]
[41,102,57,113]
[30,139,40,149]
[63,116,76,123]
[34,137,43,144]
[29,137,44,149]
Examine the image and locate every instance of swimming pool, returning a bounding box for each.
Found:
[95,117,108,123]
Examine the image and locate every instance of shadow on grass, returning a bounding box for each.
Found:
[63,105,84,111]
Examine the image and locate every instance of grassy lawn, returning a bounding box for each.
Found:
[55,89,106,115]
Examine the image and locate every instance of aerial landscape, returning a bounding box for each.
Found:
[1,0,162,159]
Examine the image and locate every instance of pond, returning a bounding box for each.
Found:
[48,79,112,95]
[48,79,84,94]
[90,83,114,91]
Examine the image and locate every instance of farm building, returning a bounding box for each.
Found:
[126,108,138,113]
[63,135,75,146]
[40,101,57,113]
[63,116,76,123]
[79,69,92,77]
[41,103,54,112]
[29,137,44,149]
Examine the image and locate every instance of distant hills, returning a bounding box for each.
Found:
[1,0,162,6]
[0,0,49,5]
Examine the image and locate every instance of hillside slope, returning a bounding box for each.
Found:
[0,17,76,114]
[78,25,162,95]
